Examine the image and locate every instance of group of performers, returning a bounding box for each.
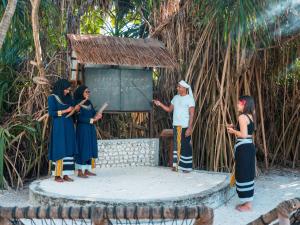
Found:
[48,78,256,212]
[154,81,256,212]
[48,79,101,182]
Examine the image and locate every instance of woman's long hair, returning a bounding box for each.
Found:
[239,95,257,130]
[52,79,72,104]
[74,85,91,105]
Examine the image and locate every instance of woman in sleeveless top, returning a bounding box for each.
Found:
[74,85,102,178]
[48,79,80,182]
[227,95,256,212]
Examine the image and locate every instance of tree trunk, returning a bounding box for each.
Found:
[31,0,46,77]
[0,0,18,50]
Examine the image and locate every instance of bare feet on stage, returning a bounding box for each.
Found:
[78,169,88,178]
[235,202,252,212]
[63,175,74,182]
[54,176,64,182]
[84,170,96,176]
[171,167,177,172]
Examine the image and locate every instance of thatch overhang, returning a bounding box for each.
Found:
[67,34,178,69]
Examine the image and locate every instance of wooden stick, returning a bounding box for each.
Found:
[66,99,87,118]
[97,102,108,115]
[0,218,12,225]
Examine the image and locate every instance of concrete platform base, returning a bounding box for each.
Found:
[29,167,235,208]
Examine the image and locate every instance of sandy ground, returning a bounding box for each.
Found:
[214,168,300,225]
[0,168,299,225]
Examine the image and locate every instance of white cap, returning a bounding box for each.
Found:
[178,80,194,101]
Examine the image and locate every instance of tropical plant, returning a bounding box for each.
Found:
[152,0,300,171]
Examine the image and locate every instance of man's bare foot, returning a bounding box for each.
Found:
[171,167,177,172]
[84,170,96,176]
[63,175,74,182]
[236,202,252,212]
[78,169,88,178]
[54,176,64,182]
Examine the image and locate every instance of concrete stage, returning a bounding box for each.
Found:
[29,167,234,208]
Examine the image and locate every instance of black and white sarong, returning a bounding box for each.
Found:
[234,138,256,203]
[173,126,193,172]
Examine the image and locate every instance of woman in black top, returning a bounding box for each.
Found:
[227,95,256,212]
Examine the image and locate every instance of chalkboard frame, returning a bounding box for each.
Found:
[82,64,153,113]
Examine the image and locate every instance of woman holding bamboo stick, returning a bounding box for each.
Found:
[48,79,79,182]
[74,85,102,178]
[227,96,256,212]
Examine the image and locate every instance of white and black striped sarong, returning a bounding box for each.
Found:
[51,157,75,177]
[173,126,193,172]
[234,138,256,203]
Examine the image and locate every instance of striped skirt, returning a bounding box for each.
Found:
[75,159,96,171]
[234,138,256,203]
[51,157,75,177]
[173,126,193,172]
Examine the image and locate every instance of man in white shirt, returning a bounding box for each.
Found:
[153,80,195,172]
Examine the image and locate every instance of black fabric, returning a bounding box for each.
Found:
[52,79,72,105]
[74,85,91,106]
[173,126,193,171]
[236,114,255,135]
[51,158,75,173]
[235,142,255,200]
[244,114,255,135]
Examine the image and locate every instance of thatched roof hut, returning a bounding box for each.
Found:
[67,34,178,68]
[66,34,177,114]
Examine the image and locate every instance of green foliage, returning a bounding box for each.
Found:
[80,0,154,38]
[0,80,8,117]
[276,57,300,85]
[195,1,295,50]
[81,6,105,34]
[0,0,65,66]
[0,0,33,66]
[0,126,12,154]
[40,0,66,52]
[0,125,12,189]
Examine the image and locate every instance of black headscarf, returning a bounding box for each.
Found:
[74,85,91,105]
[52,79,73,105]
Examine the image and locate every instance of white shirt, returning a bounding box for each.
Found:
[171,94,195,128]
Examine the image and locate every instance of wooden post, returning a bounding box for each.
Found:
[169,139,173,167]
[0,218,12,225]
[0,205,215,223]
[75,63,79,83]
[149,111,153,138]
[93,219,109,225]
[160,129,174,167]
[193,205,214,225]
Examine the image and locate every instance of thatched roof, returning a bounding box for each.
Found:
[67,34,178,68]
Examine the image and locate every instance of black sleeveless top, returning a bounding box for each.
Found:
[236,114,255,135]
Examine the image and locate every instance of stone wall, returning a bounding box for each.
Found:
[96,138,159,168]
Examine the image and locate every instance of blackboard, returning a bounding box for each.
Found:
[83,66,153,111]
